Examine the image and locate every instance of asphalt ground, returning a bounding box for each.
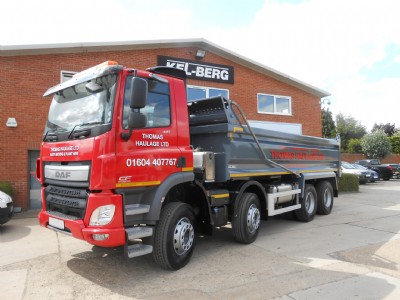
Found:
[1,180,400,299]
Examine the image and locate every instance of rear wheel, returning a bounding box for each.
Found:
[316,181,334,215]
[295,184,317,222]
[153,202,196,270]
[232,193,261,244]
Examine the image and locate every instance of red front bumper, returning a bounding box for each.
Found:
[38,191,126,247]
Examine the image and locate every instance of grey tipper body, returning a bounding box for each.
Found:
[188,96,340,182]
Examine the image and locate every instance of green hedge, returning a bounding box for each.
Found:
[339,173,359,192]
[0,181,14,197]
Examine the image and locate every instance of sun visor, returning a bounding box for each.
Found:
[43,63,123,97]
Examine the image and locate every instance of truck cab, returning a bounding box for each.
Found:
[38,62,192,234]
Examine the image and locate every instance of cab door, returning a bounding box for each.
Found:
[115,75,182,189]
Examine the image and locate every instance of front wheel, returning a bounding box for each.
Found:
[295,184,317,222]
[232,192,261,244]
[153,202,196,270]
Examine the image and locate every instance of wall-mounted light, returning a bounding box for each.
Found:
[195,49,206,60]
[320,98,331,106]
[6,117,18,128]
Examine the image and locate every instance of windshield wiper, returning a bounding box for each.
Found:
[43,124,68,141]
[43,130,59,142]
[68,122,104,139]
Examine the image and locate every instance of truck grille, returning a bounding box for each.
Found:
[45,184,88,219]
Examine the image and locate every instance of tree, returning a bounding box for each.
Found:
[389,133,400,154]
[335,113,367,152]
[321,108,336,138]
[360,131,391,159]
[347,138,362,153]
[372,123,397,136]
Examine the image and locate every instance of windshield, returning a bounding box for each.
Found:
[342,162,355,169]
[353,164,367,170]
[45,74,117,132]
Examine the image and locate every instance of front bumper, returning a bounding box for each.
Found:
[38,192,126,247]
[359,173,370,183]
[0,204,14,224]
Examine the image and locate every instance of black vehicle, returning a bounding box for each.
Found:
[0,190,14,224]
[354,159,392,181]
[382,164,400,179]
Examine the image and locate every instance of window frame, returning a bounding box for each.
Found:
[257,93,292,116]
[122,76,171,129]
[187,85,229,100]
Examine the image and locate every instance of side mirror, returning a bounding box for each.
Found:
[128,111,147,129]
[121,111,147,141]
[129,77,147,109]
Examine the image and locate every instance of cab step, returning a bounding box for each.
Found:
[125,204,150,216]
[126,226,153,241]
[127,244,153,258]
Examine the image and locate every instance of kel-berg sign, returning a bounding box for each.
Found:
[157,56,234,84]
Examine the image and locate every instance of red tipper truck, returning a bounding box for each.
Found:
[38,61,341,270]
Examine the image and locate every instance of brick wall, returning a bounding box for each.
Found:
[0,47,322,209]
[341,153,400,164]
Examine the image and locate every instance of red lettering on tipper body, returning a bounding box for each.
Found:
[270,148,325,160]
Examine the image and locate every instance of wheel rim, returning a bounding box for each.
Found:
[173,217,194,256]
[247,204,260,234]
[305,192,315,214]
[323,188,333,208]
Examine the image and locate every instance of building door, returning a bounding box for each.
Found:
[29,150,41,209]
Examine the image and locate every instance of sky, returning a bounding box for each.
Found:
[2,0,400,131]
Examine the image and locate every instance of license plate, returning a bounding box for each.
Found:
[49,217,65,230]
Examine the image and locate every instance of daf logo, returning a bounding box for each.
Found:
[55,171,71,179]
[45,165,89,182]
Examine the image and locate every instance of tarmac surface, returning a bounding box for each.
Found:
[1,180,400,299]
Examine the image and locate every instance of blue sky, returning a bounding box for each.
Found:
[1,0,400,131]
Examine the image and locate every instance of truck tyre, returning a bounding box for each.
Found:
[316,181,334,215]
[153,202,196,270]
[232,192,261,244]
[295,184,317,222]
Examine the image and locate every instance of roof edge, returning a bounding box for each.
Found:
[0,38,330,97]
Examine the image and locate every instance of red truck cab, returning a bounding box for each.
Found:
[38,62,193,248]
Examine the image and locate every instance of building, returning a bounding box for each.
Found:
[0,38,329,210]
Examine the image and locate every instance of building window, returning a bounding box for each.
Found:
[61,71,77,83]
[257,93,291,115]
[187,85,229,101]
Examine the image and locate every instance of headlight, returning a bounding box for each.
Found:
[89,205,115,226]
